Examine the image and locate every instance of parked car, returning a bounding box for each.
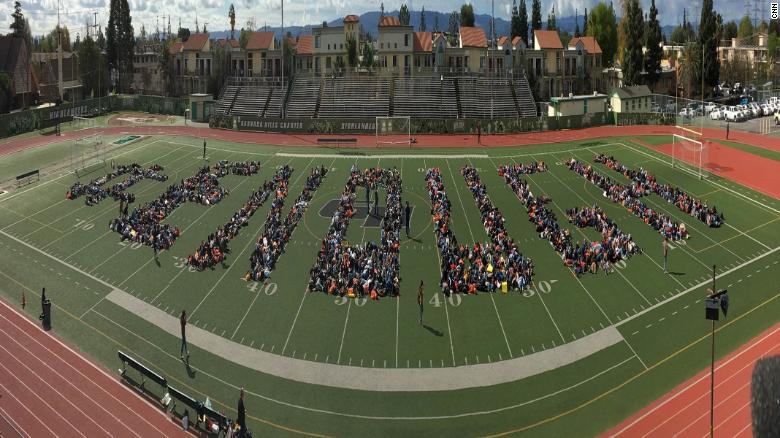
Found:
[709,107,724,120]
[704,102,718,113]
[724,106,743,122]
[774,110,780,125]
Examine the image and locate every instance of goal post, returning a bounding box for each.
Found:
[70,116,97,131]
[376,116,411,147]
[672,133,708,180]
[72,134,106,178]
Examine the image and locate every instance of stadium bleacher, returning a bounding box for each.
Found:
[214,74,537,120]
[319,77,391,119]
[394,77,458,119]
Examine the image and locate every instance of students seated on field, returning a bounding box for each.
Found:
[496,161,547,177]
[108,165,231,250]
[187,182,274,270]
[246,166,328,282]
[67,164,167,205]
[566,158,688,241]
[426,167,533,295]
[307,167,402,298]
[594,154,723,227]
[212,160,260,177]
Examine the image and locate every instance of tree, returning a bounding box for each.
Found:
[678,42,701,98]
[738,14,753,39]
[40,26,71,52]
[460,4,475,27]
[77,35,107,98]
[346,37,358,67]
[419,6,427,32]
[159,39,176,96]
[434,14,439,33]
[621,0,644,85]
[380,3,385,21]
[518,0,528,44]
[583,8,588,35]
[361,41,375,68]
[178,27,191,42]
[229,4,236,39]
[10,1,24,35]
[511,1,520,38]
[558,29,571,48]
[575,9,581,37]
[399,4,410,26]
[644,0,663,88]
[106,0,118,73]
[546,4,556,30]
[588,2,618,66]
[448,11,460,46]
[531,0,542,31]
[699,0,718,95]
[723,21,737,41]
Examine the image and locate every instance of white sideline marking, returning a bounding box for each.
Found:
[617,246,779,327]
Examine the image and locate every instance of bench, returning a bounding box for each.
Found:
[15,170,39,187]
[118,350,167,389]
[168,386,230,432]
[316,138,357,147]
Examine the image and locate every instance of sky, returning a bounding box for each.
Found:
[12,0,759,40]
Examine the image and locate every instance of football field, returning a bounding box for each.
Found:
[0,132,778,436]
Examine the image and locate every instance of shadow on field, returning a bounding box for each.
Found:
[423,324,443,337]
[185,361,196,379]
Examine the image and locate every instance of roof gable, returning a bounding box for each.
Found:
[0,36,25,73]
[534,30,563,50]
[246,31,275,51]
[568,36,602,54]
[460,26,487,48]
[183,33,209,51]
[344,15,359,23]
[413,32,432,52]
[379,16,401,27]
[296,35,313,55]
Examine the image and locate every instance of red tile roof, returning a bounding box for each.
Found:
[379,16,401,27]
[534,30,563,49]
[344,14,359,23]
[413,32,432,52]
[169,41,183,54]
[497,36,508,47]
[296,35,313,55]
[459,26,487,48]
[246,31,275,50]
[512,36,524,47]
[183,33,209,51]
[214,38,239,48]
[568,36,602,54]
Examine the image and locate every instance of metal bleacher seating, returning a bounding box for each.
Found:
[394,77,458,119]
[514,75,538,117]
[459,77,520,118]
[230,86,271,118]
[286,77,321,118]
[216,86,239,115]
[318,77,390,118]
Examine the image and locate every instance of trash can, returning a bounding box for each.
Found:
[40,299,51,330]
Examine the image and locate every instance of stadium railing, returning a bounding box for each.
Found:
[118,350,167,389]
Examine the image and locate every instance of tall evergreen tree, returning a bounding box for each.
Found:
[518,0,528,44]
[621,0,644,85]
[10,1,24,35]
[699,0,718,94]
[588,2,618,66]
[106,0,119,73]
[583,8,588,36]
[399,4,410,26]
[380,3,385,20]
[644,0,662,87]
[419,6,427,32]
[434,14,439,33]
[229,4,236,40]
[546,5,556,31]
[575,9,580,37]
[460,4,475,27]
[531,0,542,32]
[511,0,520,38]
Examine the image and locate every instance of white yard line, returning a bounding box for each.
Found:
[336,301,352,364]
[621,338,648,370]
[445,158,514,359]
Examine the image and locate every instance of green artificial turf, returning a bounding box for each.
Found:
[0,134,777,436]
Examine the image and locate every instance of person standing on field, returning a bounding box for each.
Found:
[663,237,669,273]
[405,201,411,237]
[418,281,424,325]
[237,388,246,437]
[203,139,207,159]
[180,310,190,361]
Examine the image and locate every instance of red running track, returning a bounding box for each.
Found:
[0,299,189,438]
[603,323,780,438]
[653,141,780,199]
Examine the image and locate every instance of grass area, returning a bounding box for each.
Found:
[0,134,777,436]
[714,139,780,162]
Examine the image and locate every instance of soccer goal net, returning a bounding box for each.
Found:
[376,116,411,147]
[70,116,97,131]
[672,133,708,180]
[72,134,106,177]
